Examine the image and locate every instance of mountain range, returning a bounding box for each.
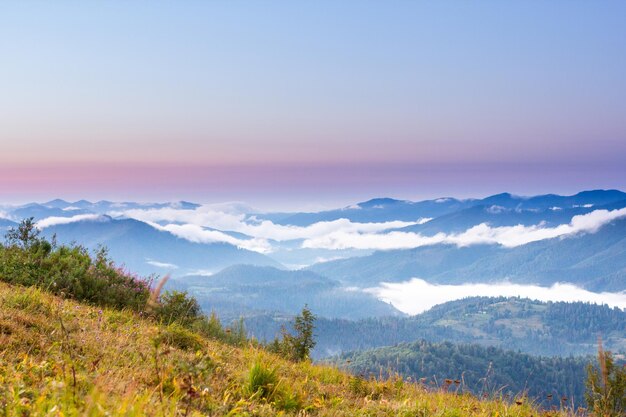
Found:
[1,189,625,310]
[2,190,624,409]
[308,215,626,292]
[257,190,626,226]
[39,216,279,277]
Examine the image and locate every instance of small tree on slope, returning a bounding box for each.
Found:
[585,339,626,417]
[271,305,317,362]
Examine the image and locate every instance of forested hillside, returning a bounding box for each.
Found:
[167,265,402,320]
[309,216,626,292]
[334,340,592,407]
[244,297,626,358]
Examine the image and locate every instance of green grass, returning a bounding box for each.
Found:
[0,282,579,416]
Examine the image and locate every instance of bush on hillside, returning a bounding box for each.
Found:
[156,290,202,327]
[0,218,152,311]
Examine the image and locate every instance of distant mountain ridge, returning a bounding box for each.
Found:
[256,189,626,226]
[395,198,626,234]
[4,200,202,221]
[39,216,279,277]
[0,218,16,234]
[167,265,402,321]
[1,189,625,288]
[308,215,626,291]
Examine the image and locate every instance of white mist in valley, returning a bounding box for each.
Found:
[367,279,626,315]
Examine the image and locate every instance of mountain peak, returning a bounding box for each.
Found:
[43,199,71,208]
[357,197,406,208]
[485,192,514,199]
[71,200,94,208]
[574,189,626,199]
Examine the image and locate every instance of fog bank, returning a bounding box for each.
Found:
[367,278,626,315]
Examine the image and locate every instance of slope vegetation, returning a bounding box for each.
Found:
[0,219,596,416]
[0,282,574,417]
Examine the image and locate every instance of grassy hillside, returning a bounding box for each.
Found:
[0,221,600,416]
[0,282,577,416]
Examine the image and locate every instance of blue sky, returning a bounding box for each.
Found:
[1,1,625,207]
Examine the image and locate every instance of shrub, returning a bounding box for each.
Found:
[192,312,225,338]
[157,323,204,351]
[4,217,42,249]
[156,290,201,327]
[0,219,152,312]
[269,305,317,362]
[348,376,368,397]
[585,342,626,417]
[244,360,279,401]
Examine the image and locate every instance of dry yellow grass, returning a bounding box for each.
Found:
[0,282,579,416]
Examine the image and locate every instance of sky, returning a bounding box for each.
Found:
[1,1,625,209]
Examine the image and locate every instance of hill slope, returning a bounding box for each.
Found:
[0,282,567,417]
[40,216,280,276]
[168,265,402,320]
[397,199,626,235]
[335,340,591,408]
[309,217,626,291]
[244,297,626,358]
